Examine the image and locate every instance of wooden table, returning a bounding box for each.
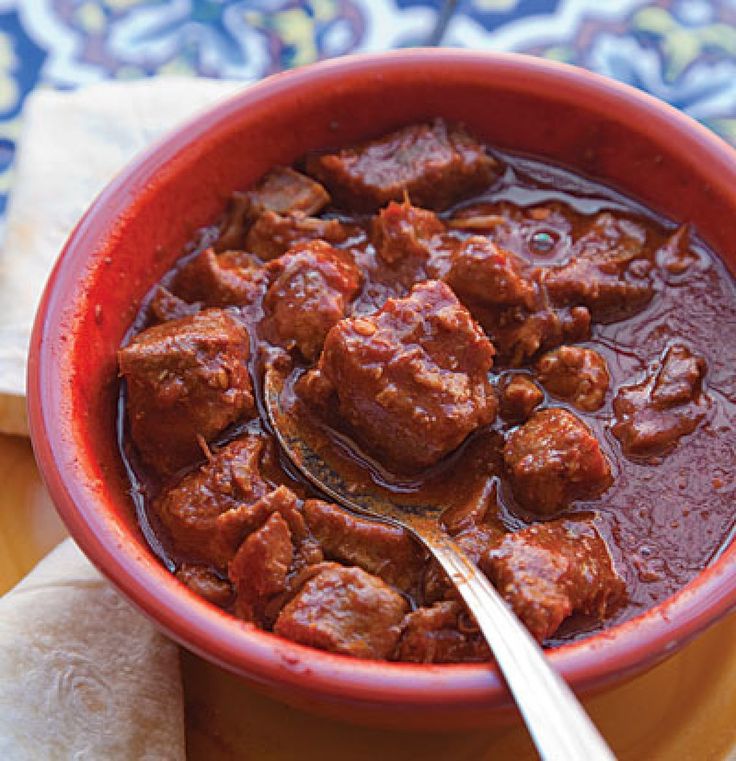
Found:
[1,432,734,760]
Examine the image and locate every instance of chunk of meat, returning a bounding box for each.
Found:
[245,166,330,217]
[370,200,445,264]
[153,436,270,566]
[264,241,361,361]
[215,485,308,565]
[303,499,424,591]
[229,511,293,622]
[499,373,544,421]
[536,346,609,412]
[474,304,531,361]
[173,248,266,307]
[651,345,706,406]
[216,191,251,252]
[503,408,612,514]
[118,309,254,475]
[214,170,330,252]
[444,236,537,310]
[543,213,654,322]
[245,210,349,261]
[438,238,592,366]
[302,280,497,471]
[273,564,408,659]
[175,564,234,608]
[480,519,625,642]
[423,479,505,603]
[395,601,490,663]
[655,225,697,276]
[447,211,507,232]
[478,302,591,367]
[149,286,201,323]
[612,344,710,458]
[306,119,497,211]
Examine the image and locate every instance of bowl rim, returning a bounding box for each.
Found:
[28,48,736,711]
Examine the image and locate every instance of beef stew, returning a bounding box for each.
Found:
[118,120,736,661]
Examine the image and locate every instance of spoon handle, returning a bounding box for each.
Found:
[417,528,616,761]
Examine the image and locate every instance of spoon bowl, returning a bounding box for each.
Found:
[263,365,445,527]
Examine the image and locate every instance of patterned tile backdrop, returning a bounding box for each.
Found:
[0,0,735,225]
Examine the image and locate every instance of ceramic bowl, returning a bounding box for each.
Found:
[28,50,736,729]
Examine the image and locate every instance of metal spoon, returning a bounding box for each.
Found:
[264,366,615,761]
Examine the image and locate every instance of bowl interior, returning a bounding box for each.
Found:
[29,50,736,727]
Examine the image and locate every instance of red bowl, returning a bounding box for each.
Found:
[28,50,736,729]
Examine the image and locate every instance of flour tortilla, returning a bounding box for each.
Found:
[0,539,186,760]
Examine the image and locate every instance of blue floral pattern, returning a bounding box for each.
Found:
[0,0,735,223]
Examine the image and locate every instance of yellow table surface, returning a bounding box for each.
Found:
[1,432,734,761]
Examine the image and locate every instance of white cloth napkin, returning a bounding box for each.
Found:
[0,539,186,760]
[0,76,244,435]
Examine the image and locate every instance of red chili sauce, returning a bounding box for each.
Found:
[117,120,736,661]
